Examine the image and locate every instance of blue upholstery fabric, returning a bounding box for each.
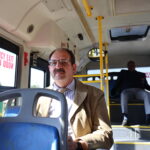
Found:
[4,106,20,117]
[0,122,59,150]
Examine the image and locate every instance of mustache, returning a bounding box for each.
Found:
[54,68,65,73]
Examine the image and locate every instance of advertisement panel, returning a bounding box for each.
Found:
[0,48,16,87]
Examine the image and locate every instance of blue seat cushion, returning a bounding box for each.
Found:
[0,122,60,150]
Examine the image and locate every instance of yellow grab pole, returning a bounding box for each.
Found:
[82,0,92,16]
[104,43,110,117]
[97,16,104,91]
[74,74,106,78]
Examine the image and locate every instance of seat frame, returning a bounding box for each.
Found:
[0,88,68,150]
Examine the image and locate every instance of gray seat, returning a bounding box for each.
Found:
[0,88,68,150]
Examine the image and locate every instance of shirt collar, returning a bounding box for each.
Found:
[52,79,75,92]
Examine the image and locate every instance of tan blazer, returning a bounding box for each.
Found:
[36,79,113,150]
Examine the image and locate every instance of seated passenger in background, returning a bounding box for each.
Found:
[111,60,150,126]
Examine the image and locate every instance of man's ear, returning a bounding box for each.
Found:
[73,64,77,74]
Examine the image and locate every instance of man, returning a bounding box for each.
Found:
[37,48,113,150]
[111,60,150,126]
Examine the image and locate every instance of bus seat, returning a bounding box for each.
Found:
[0,122,59,150]
[4,106,20,117]
[0,88,68,150]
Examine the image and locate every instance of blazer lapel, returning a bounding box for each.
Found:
[69,80,87,120]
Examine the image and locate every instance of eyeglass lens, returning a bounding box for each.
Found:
[49,59,70,66]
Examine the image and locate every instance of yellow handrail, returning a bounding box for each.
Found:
[81,80,101,84]
[82,0,92,16]
[104,43,110,117]
[97,16,104,91]
[74,73,106,78]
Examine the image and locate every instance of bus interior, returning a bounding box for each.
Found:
[0,0,150,150]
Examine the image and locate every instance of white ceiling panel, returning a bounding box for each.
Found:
[114,0,150,15]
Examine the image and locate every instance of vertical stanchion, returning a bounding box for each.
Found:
[82,0,92,16]
[97,16,104,91]
[104,43,110,117]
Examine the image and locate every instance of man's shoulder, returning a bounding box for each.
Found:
[118,69,128,75]
[76,80,103,94]
[120,69,128,73]
[136,71,146,77]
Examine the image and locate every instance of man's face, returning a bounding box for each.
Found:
[48,50,76,83]
[127,62,135,71]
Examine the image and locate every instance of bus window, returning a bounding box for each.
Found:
[113,76,118,80]
[30,55,50,87]
[136,67,150,84]
[0,48,17,87]
[87,69,101,74]
[0,37,19,92]
[87,77,93,81]
[30,67,45,88]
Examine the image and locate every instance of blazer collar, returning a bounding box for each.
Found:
[47,80,88,120]
[69,79,87,120]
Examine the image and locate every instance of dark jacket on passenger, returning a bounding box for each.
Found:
[111,70,150,95]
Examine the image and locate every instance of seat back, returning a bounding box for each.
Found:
[0,88,68,150]
[4,106,20,117]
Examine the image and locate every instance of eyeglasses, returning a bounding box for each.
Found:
[48,59,71,66]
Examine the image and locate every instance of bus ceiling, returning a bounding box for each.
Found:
[0,0,150,64]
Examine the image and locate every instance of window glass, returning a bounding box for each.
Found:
[87,68,125,74]
[87,67,150,84]
[87,69,101,74]
[0,48,17,87]
[87,77,93,81]
[113,76,118,80]
[136,67,150,84]
[30,68,45,88]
